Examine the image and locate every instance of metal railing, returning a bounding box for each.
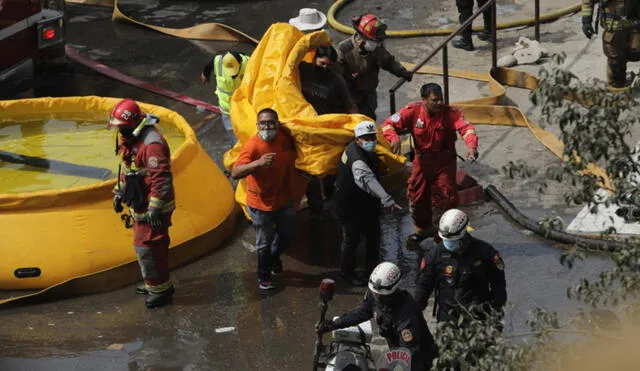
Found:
[389,0,542,114]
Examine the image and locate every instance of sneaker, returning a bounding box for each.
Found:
[258,280,276,290]
[145,286,175,308]
[135,284,149,296]
[476,30,492,41]
[452,37,475,51]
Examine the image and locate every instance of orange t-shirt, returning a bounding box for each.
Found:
[235,130,296,211]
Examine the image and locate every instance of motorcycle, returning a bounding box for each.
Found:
[312,278,411,371]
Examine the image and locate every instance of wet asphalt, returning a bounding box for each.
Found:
[0,1,612,370]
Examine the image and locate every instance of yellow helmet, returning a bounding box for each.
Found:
[222,52,241,76]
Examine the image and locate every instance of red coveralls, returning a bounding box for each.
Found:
[118,126,175,294]
[382,102,478,233]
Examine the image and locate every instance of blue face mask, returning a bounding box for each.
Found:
[442,239,462,252]
[360,140,377,153]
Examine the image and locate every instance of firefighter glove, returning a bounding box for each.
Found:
[113,193,124,213]
[402,70,413,82]
[582,20,595,39]
[147,208,163,230]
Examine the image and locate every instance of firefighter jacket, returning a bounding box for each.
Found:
[414,237,507,323]
[213,53,249,114]
[115,118,175,222]
[583,0,640,31]
[382,102,478,156]
[335,140,392,218]
[336,36,408,99]
[332,289,437,371]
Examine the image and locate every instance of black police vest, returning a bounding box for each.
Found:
[335,140,381,214]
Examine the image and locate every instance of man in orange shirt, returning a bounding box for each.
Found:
[231,108,297,291]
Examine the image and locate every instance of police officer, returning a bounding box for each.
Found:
[318,262,438,371]
[414,209,506,323]
[335,121,402,286]
[582,0,640,88]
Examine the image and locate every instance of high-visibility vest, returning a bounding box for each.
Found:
[213,54,249,114]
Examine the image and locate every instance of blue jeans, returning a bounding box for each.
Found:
[247,202,296,281]
[221,113,238,145]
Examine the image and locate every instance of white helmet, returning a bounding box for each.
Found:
[438,209,469,241]
[368,262,402,295]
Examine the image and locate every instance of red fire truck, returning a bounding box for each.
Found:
[0,0,66,82]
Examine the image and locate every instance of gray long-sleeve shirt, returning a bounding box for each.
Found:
[352,159,394,208]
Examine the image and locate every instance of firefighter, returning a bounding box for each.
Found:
[336,14,413,120]
[201,51,250,144]
[110,98,176,308]
[317,262,438,371]
[414,209,507,325]
[582,0,640,89]
[381,83,478,247]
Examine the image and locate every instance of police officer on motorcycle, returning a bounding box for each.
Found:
[414,209,507,324]
[318,262,438,371]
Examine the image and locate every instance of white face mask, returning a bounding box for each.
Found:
[363,40,380,52]
[259,129,277,142]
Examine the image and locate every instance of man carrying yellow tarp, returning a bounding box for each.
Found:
[201,50,250,144]
[582,0,640,88]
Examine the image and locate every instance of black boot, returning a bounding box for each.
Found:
[135,284,149,296]
[145,286,175,308]
[341,271,366,287]
[477,30,492,41]
[406,228,435,250]
[452,36,474,51]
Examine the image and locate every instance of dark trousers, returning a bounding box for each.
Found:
[339,212,381,277]
[456,0,492,39]
[247,203,296,281]
[306,175,336,214]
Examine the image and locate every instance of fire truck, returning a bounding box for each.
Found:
[0,0,66,82]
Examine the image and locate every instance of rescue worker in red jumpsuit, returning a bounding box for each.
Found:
[381,83,478,248]
[109,98,176,308]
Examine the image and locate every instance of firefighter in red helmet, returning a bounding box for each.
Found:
[109,98,176,308]
[336,14,413,120]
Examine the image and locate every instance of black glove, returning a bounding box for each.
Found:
[582,20,595,39]
[316,320,336,334]
[403,70,413,82]
[147,208,163,231]
[113,193,124,213]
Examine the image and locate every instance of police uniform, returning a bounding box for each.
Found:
[414,237,506,323]
[331,289,438,371]
[583,0,640,87]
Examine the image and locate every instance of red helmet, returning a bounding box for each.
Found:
[353,14,387,41]
[109,98,143,128]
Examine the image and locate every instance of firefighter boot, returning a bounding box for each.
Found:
[145,286,175,308]
[608,60,627,89]
[477,11,492,41]
[406,226,435,250]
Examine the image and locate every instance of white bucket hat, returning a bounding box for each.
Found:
[289,8,327,32]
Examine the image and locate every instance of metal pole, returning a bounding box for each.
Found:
[443,45,450,105]
[389,90,396,116]
[491,0,497,70]
[534,0,540,41]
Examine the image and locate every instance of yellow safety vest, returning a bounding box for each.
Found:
[213,54,249,114]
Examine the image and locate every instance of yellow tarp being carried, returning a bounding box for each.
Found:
[221,24,407,213]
